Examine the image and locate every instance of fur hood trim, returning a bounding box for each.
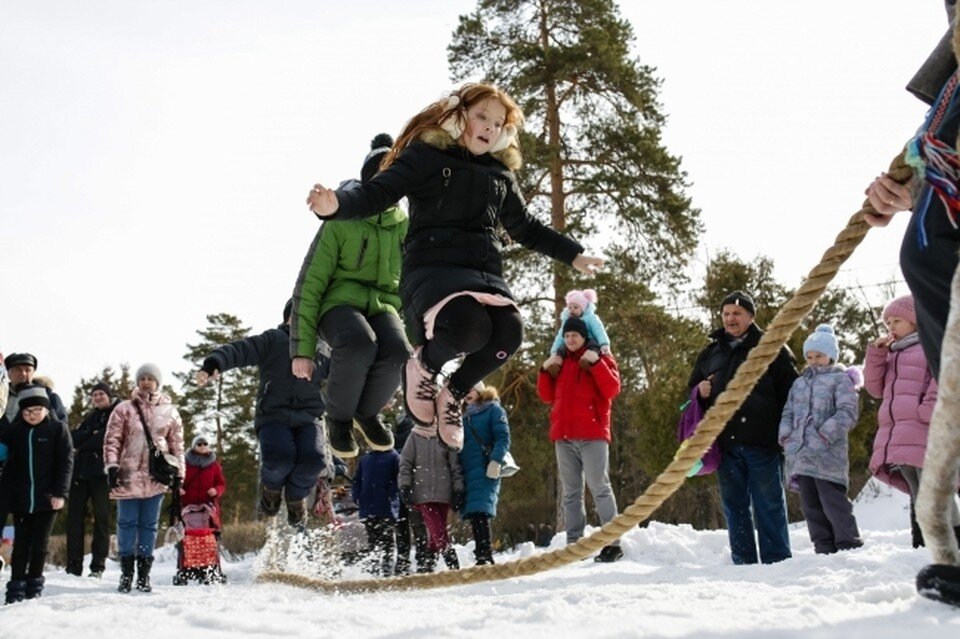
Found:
[418,128,522,172]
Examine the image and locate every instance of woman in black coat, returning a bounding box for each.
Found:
[304,83,603,452]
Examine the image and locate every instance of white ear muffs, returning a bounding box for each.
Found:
[489,123,517,153]
[439,94,465,140]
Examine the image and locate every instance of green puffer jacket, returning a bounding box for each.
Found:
[291,205,408,359]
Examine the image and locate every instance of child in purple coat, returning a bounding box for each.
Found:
[779,325,862,554]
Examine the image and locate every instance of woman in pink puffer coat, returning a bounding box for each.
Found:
[103,363,184,594]
[863,296,942,498]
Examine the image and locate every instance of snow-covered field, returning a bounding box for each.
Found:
[1,480,957,638]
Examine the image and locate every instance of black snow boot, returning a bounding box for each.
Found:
[442,547,460,570]
[135,555,154,592]
[595,545,624,563]
[917,564,960,607]
[353,415,395,452]
[25,577,44,600]
[5,580,26,605]
[286,498,307,529]
[910,499,925,548]
[471,515,495,565]
[118,555,135,593]
[416,550,437,574]
[258,485,283,519]
[326,416,358,459]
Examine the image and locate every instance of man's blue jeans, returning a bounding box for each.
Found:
[716,444,791,564]
[116,494,164,558]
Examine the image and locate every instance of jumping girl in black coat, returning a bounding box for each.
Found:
[304,83,603,451]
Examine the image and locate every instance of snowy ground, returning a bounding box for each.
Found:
[1,480,958,638]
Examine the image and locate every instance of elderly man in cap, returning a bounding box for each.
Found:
[688,290,799,565]
[65,381,120,578]
[2,353,68,425]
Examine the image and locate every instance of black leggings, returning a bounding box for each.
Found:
[11,510,57,579]
[422,297,522,394]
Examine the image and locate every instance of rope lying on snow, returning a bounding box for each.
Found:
[256,153,913,594]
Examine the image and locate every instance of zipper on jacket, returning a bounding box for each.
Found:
[882,351,900,462]
[356,236,369,269]
[28,427,35,513]
[436,167,451,212]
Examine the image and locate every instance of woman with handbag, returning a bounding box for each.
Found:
[104,363,184,593]
[459,381,511,565]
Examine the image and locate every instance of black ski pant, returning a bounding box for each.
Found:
[320,306,410,422]
[11,510,57,580]
[66,475,111,574]
[900,202,960,379]
[362,516,397,577]
[797,475,861,554]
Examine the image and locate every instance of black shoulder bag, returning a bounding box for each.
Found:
[133,401,180,488]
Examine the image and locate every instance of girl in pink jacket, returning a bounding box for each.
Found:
[864,295,960,537]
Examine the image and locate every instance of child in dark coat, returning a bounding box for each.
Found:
[0,384,73,603]
[352,448,401,576]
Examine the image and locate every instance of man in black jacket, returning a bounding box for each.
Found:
[65,382,118,577]
[688,291,798,565]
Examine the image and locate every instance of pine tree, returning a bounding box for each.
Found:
[175,314,260,523]
[449,0,701,315]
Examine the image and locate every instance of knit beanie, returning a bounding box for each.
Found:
[90,381,114,398]
[191,434,210,448]
[720,290,756,316]
[882,295,916,326]
[5,352,38,370]
[803,324,840,363]
[565,289,597,312]
[562,317,590,340]
[361,133,394,184]
[17,383,51,410]
[135,363,162,386]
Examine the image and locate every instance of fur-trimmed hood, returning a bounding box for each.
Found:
[418,127,522,172]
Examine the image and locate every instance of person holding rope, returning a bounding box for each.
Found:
[863,0,960,605]
[688,291,798,565]
[306,83,604,452]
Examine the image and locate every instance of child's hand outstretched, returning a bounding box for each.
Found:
[307,183,339,217]
[572,253,604,275]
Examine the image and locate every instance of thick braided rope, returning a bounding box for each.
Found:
[257,155,911,593]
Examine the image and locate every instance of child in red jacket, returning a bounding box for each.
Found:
[181,435,226,529]
[537,317,622,563]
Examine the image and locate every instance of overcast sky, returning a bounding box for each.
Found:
[0,1,947,400]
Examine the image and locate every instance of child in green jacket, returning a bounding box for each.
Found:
[291,134,411,458]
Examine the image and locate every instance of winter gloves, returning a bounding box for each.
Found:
[400,485,414,507]
[486,460,501,479]
[453,490,466,512]
[107,467,120,489]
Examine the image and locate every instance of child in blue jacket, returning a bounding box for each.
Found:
[352,448,401,576]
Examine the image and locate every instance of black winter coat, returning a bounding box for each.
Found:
[333,137,584,342]
[201,325,331,430]
[0,415,73,513]
[688,323,799,451]
[71,400,119,479]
